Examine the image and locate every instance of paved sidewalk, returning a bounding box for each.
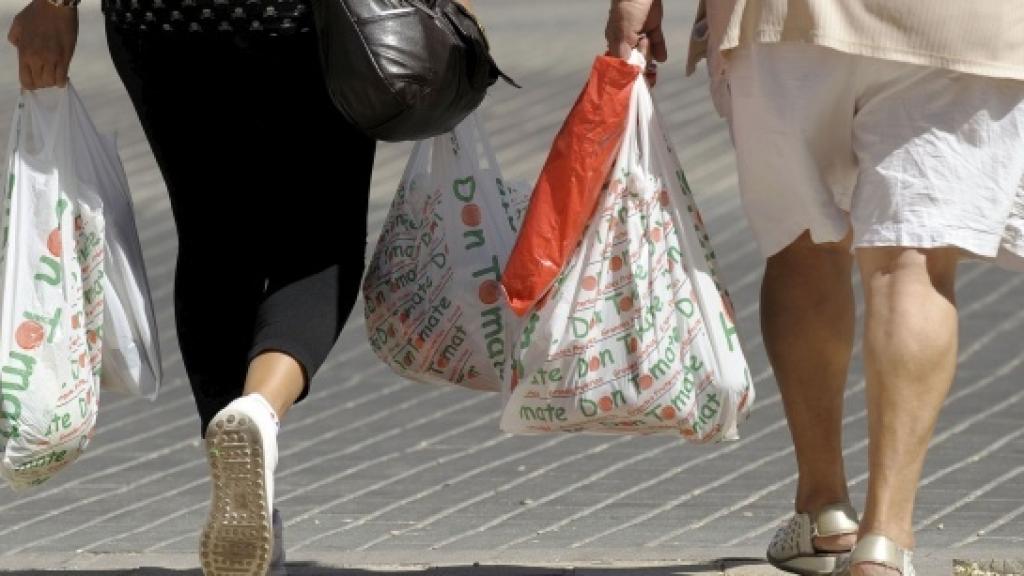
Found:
[0,1,1022,575]
[0,549,976,575]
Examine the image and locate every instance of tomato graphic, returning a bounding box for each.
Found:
[589,356,601,371]
[15,321,45,350]
[581,276,598,291]
[598,396,614,412]
[638,375,653,391]
[478,280,501,305]
[47,229,62,257]
[660,405,677,420]
[609,256,623,272]
[619,296,634,312]
[461,204,482,227]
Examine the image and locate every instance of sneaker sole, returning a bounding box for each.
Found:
[201,408,272,576]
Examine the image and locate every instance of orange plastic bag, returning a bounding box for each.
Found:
[501,56,640,316]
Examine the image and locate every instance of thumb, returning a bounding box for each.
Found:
[8,18,21,47]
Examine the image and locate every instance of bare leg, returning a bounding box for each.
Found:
[243,352,305,421]
[852,247,959,576]
[762,232,857,551]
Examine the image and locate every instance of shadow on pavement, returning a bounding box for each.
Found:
[0,557,771,575]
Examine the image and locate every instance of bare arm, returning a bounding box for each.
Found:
[8,0,79,90]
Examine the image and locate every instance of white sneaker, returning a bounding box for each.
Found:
[201,396,278,576]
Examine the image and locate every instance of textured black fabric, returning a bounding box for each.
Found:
[106,24,376,435]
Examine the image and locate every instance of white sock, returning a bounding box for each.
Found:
[246,393,281,433]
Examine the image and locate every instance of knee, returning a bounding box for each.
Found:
[766,231,853,279]
[857,247,959,301]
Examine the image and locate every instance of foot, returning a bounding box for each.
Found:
[767,503,859,575]
[200,396,279,576]
[839,534,914,576]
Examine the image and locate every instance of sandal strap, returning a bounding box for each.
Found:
[814,503,860,538]
[849,534,915,575]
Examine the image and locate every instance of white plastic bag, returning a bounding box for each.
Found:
[0,87,106,488]
[501,55,753,440]
[87,118,161,401]
[363,113,528,391]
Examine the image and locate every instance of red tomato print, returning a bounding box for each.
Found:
[15,321,45,350]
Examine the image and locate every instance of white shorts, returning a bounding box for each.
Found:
[727,43,1024,268]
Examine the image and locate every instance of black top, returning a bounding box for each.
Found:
[101,0,314,35]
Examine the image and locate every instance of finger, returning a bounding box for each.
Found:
[55,60,69,87]
[31,60,50,90]
[38,62,58,90]
[648,28,668,62]
[20,61,35,91]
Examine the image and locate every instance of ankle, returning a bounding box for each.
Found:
[794,494,852,516]
[245,393,281,433]
[795,476,850,514]
[857,522,915,551]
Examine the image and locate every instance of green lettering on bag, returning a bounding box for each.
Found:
[720,311,738,352]
[34,255,62,286]
[519,313,539,349]
[1,351,36,393]
[675,298,695,318]
[472,255,501,281]
[530,367,562,386]
[576,357,589,378]
[24,308,62,344]
[463,229,485,250]
[571,316,589,339]
[481,306,505,374]
[519,404,567,422]
[46,411,73,436]
[453,177,476,202]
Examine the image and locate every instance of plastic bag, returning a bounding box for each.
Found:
[363,113,528,391]
[0,87,107,488]
[501,55,639,316]
[500,53,753,440]
[85,115,161,401]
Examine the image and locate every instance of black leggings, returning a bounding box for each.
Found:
[106,26,376,435]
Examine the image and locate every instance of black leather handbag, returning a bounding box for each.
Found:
[312,0,515,142]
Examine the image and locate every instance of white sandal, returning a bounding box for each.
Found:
[835,533,916,576]
[767,503,860,575]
